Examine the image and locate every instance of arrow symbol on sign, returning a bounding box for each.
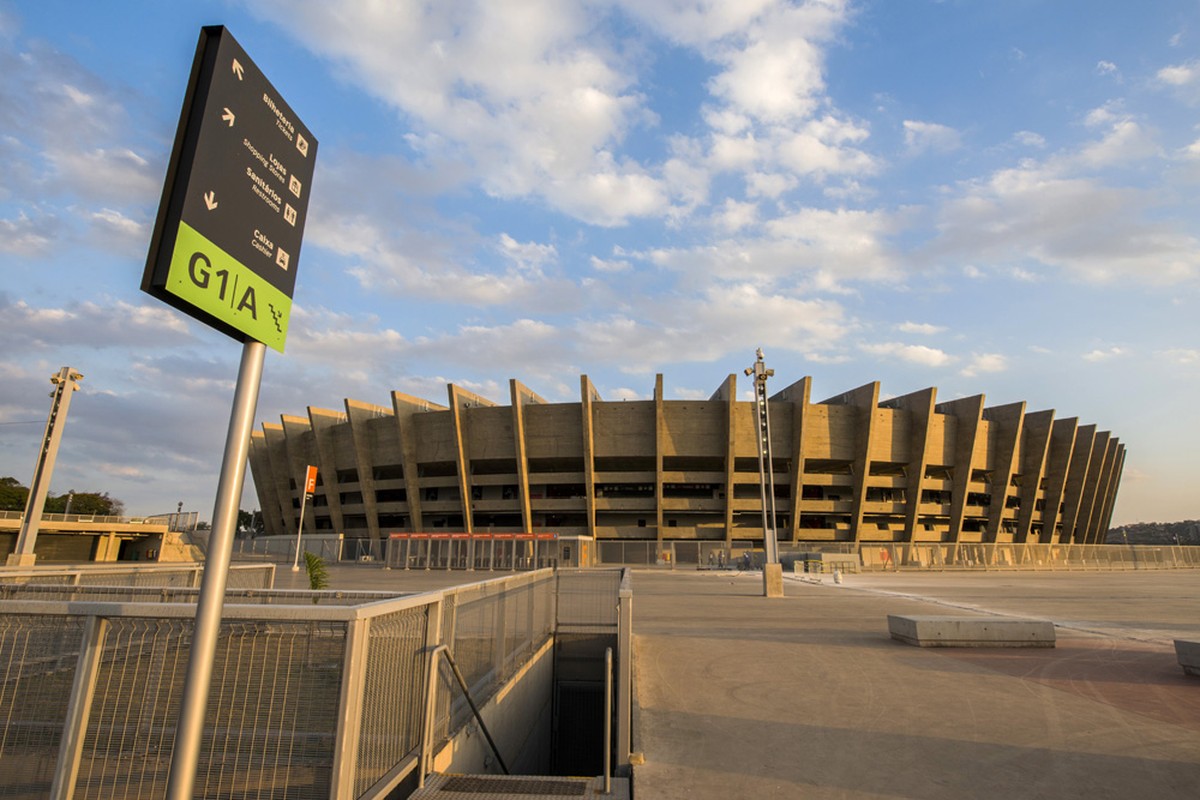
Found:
[232,59,244,81]
[221,107,235,127]
[204,191,218,211]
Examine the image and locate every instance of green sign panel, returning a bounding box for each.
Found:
[142,26,316,352]
[166,222,292,351]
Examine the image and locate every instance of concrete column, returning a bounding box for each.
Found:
[1059,424,1098,544]
[982,402,1025,543]
[1014,410,1054,543]
[1037,418,1077,543]
[1094,445,1125,541]
[654,374,665,555]
[346,399,391,544]
[825,382,879,544]
[391,391,443,533]
[308,408,347,536]
[281,414,324,538]
[716,374,737,550]
[936,395,985,545]
[883,388,936,543]
[258,423,292,538]
[771,376,812,545]
[448,386,497,535]
[510,380,540,534]
[1079,435,1117,544]
[580,376,599,539]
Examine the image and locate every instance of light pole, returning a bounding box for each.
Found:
[9,367,83,566]
[745,349,779,565]
[745,349,783,598]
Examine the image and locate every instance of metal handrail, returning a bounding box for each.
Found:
[420,644,510,787]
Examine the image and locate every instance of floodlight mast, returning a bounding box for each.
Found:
[744,349,779,565]
[8,366,84,567]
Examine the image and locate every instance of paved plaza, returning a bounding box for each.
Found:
[632,568,1200,799]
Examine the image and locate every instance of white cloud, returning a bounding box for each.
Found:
[574,283,849,372]
[1095,60,1119,76]
[249,0,665,226]
[860,342,954,368]
[0,295,192,350]
[715,198,758,232]
[1157,60,1200,86]
[897,321,945,335]
[775,115,876,178]
[1082,346,1128,362]
[929,143,1199,284]
[590,255,631,273]
[0,212,55,255]
[1156,348,1198,365]
[960,353,1007,377]
[903,120,962,154]
[1013,131,1046,148]
[497,234,557,275]
[745,171,797,199]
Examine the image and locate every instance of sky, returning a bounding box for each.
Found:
[1,0,1197,526]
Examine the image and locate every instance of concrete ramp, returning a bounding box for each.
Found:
[410,774,629,798]
[889,614,1056,647]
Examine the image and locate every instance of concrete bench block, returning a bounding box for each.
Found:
[888,614,1056,648]
[1175,640,1200,676]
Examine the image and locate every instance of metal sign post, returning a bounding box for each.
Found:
[141,26,318,798]
[165,340,264,799]
[291,465,317,571]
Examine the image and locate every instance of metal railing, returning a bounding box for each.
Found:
[0,569,556,799]
[385,534,557,572]
[0,562,274,588]
[859,542,1200,571]
[232,534,348,563]
[591,539,1200,572]
[0,510,167,526]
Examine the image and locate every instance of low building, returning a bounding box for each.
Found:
[248,374,1124,552]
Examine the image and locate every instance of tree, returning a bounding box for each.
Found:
[0,477,29,512]
[44,491,125,516]
[0,479,124,516]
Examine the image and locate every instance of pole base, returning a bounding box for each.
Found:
[6,553,37,567]
[762,563,784,598]
[291,565,301,572]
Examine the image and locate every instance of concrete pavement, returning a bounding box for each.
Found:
[631,568,1200,799]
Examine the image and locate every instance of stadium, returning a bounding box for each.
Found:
[248,372,1124,562]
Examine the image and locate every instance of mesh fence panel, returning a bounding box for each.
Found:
[70,617,346,800]
[200,620,345,800]
[354,606,429,797]
[75,617,188,799]
[0,615,85,800]
[556,570,619,632]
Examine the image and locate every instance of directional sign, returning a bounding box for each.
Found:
[142,26,317,353]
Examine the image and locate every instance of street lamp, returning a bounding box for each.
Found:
[744,348,779,566]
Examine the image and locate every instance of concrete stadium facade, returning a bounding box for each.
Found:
[248,374,1125,550]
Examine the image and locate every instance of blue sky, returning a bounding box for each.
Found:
[1,0,1197,525]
